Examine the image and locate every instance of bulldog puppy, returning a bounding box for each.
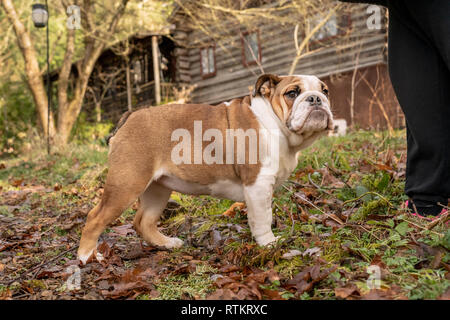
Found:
[77,73,334,264]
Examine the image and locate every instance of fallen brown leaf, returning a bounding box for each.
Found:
[206,288,239,300]
[334,284,360,299]
[223,202,246,217]
[110,224,135,237]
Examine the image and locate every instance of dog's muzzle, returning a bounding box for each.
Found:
[287,92,332,134]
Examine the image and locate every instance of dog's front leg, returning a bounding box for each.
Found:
[243,175,277,246]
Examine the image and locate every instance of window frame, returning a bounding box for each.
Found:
[199,43,217,79]
[240,29,262,67]
[307,13,352,47]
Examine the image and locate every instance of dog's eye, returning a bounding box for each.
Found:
[322,88,329,96]
[285,89,299,99]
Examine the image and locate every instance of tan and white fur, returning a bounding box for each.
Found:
[77,74,334,264]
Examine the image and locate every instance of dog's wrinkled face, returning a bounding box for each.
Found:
[254,74,334,136]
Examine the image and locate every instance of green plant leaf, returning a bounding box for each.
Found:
[355,185,372,202]
[395,221,412,236]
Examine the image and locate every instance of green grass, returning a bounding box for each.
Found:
[151,264,217,300]
[0,143,108,190]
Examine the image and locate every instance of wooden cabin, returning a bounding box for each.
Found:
[83,2,404,130]
[168,2,404,131]
[81,31,177,122]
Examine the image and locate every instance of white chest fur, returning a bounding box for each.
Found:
[249,97,304,188]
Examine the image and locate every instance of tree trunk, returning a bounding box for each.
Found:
[1,0,56,138]
[3,0,130,146]
[56,66,99,145]
[95,102,102,122]
[126,60,132,111]
[152,35,161,105]
[54,0,130,145]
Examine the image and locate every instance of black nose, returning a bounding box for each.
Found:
[306,95,322,106]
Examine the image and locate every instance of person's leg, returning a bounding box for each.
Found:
[387,0,450,214]
[405,1,450,71]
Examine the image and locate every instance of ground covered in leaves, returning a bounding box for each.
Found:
[0,130,449,300]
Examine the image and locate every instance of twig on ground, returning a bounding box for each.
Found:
[5,246,77,286]
[345,223,382,241]
[324,163,352,189]
[308,173,332,195]
[402,218,443,237]
[286,180,307,188]
[283,184,344,225]
[426,210,449,230]
[343,191,393,208]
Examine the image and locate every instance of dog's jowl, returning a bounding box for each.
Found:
[77,74,334,264]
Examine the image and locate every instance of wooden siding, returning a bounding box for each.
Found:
[182,4,388,105]
[323,64,405,130]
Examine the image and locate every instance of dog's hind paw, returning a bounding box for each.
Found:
[78,246,104,265]
[78,248,94,265]
[163,237,184,249]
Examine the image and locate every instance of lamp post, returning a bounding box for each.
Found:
[31,1,51,155]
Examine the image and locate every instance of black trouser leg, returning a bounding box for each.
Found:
[387,0,450,205]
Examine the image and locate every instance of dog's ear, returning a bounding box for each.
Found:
[253,74,282,98]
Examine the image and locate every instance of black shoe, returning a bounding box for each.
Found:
[404,199,448,221]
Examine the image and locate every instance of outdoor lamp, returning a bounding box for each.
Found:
[31,3,48,28]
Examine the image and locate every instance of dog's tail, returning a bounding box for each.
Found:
[106,110,133,145]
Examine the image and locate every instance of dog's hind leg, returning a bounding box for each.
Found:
[133,182,183,249]
[78,169,151,264]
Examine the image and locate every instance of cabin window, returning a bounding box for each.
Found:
[309,13,350,42]
[311,14,338,41]
[200,45,216,78]
[241,30,261,66]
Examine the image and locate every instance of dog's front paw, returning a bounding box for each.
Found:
[255,233,279,246]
